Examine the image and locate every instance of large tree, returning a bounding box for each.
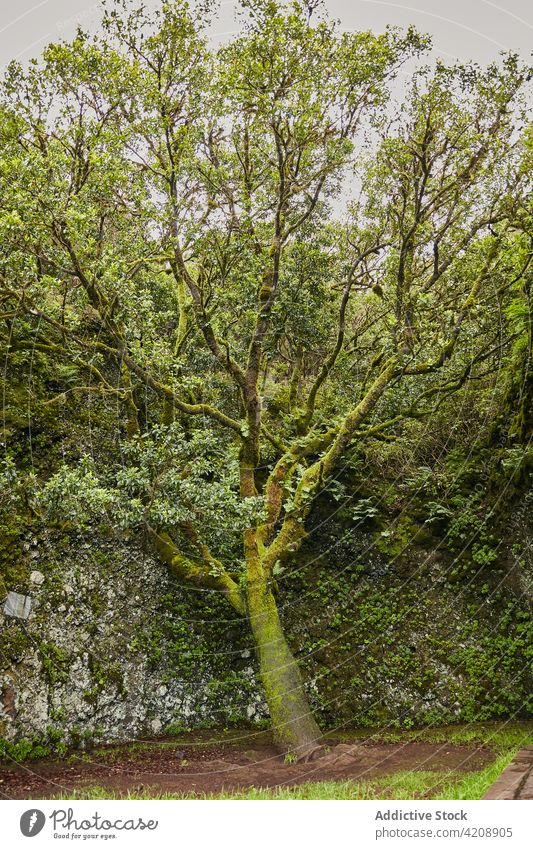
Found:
[0,0,530,755]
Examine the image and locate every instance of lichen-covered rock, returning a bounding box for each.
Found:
[0,492,531,757]
[0,529,263,753]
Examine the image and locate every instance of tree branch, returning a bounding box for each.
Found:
[149,527,246,616]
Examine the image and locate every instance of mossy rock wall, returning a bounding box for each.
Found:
[0,528,262,757]
[1,508,531,757]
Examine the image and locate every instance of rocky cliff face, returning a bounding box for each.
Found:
[1,501,531,758]
[0,529,263,756]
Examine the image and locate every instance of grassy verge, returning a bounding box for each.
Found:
[437,752,516,800]
[330,720,532,754]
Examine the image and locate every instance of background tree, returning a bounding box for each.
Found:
[0,0,530,755]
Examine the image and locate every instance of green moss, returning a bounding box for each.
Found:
[39,643,71,686]
[0,726,67,762]
[374,515,426,558]
[82,653,127,704]
[285,500,532,729]
[0,516,31,595]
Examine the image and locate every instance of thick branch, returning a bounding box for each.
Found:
[149,528,246,616]
[262,360,397,571]
[259,426,338,544]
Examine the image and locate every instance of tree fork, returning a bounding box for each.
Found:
[154,523,322,756]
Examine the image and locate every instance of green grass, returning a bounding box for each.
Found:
[54,772,445,801]
[438,753,515,800]
[331,720,532,754]
[66,729,273,764]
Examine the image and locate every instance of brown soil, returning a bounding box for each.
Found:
[0,731,495,799]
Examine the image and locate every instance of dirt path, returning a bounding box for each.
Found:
[0,736,494,799]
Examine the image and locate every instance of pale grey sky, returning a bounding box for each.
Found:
[0,0,531,71]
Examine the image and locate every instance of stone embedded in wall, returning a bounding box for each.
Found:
[4,591,32,620]
[1,683,17,718]
[30,571,45,585]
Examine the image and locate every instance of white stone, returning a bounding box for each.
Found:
[30,570,45,585]
[4,591,32,620]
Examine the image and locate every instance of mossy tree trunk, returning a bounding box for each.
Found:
[246,569,322,755]
[152,525,321,755]
[238,436,323,755]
